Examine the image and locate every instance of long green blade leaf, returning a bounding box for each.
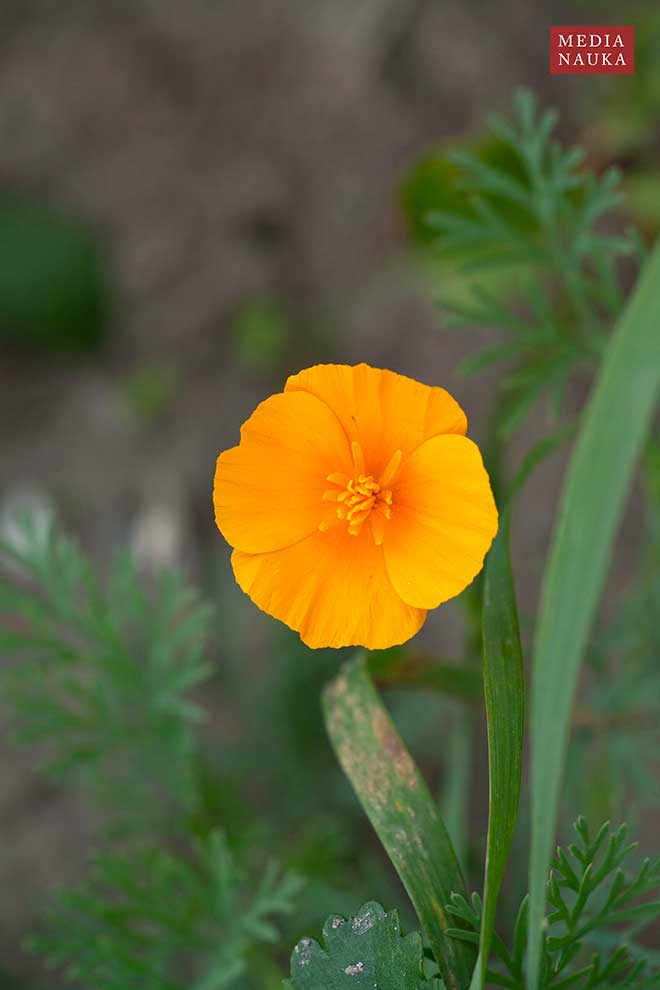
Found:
[528,239,660,989]
[323,654,476,990]
[473,513,524,990]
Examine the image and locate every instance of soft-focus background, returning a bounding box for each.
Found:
[2,2,660,986]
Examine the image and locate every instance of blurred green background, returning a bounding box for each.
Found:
[1,1,659,987]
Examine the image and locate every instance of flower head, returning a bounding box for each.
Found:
[213,363,498,649]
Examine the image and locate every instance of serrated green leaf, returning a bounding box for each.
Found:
[323,655,475,990]
[288,901,440,990]
[528,239,660,990]
[472,513,524,990]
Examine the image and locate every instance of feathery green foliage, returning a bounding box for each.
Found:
[446,819,660,990]
[0,515,211,819]
[0,516,304,989]
[32,831,303,990]
[407,89,641,437]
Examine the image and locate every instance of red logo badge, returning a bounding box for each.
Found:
[550,26,634,74]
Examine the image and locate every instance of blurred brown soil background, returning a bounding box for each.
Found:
[0,1,651,983]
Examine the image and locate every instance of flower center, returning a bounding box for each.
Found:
[333,474,391,536]
[320,442,403,544]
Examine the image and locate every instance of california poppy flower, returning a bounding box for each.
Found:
[214,363,497,649]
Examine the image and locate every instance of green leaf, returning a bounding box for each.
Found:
[323,655,475,990]
[528,238,660,989]
[288,901,440,989]
[472,514,524,990]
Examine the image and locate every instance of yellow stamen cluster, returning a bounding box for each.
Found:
[320,442,402,543]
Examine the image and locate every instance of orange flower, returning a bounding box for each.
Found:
[213,363,498,649]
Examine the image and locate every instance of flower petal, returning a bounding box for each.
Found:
[384,434,498,609]
[285,363,467,476]
[232,528,427,649]
[214,390,352,554]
